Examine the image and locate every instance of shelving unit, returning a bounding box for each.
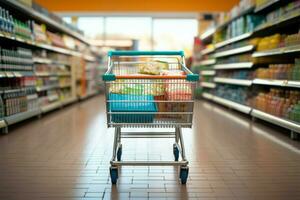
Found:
[199,59,216,66]
[0,1,102,133]
[198,0,300,138]
[253,79,300,88]
[214,62,254,70]
[5,109,41,125]
[200,70,216,76]
[251,109,300,134]
[252,45,300,57]
[214,77,252,86]
[213,96,252,114]
[214,45,254,58]
[215,32,253,49]
[201,47,215,56]
[200,82,216,88]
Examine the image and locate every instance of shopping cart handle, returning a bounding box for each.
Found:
[108,51,184,57]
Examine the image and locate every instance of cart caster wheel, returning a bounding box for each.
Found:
[179,166,189,184]
[173,144,179,161]
[110,167,118,184]
[117,145,122,161]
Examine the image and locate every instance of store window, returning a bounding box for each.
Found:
[105,17,152,50]
[62,16,198,54]
[153,19,198,56]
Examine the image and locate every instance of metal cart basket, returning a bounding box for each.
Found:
[103,51,199,184]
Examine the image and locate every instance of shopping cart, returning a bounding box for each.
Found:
[103,51,199,184]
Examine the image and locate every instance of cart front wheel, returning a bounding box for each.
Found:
[117,145,122,161]
[179,166,189,184]
[110,167,118,184]
[173,144,179,161]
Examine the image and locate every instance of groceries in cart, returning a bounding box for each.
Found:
[108,63,192,123]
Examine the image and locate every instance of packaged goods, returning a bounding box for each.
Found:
[252,89,300,123]
[139,61,169,75]
[215,85,251,105]
[109,93,157,123]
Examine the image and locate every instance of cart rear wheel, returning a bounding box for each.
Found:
[110,167,118,184]
[179,166,189,184]
[173,144,179,161]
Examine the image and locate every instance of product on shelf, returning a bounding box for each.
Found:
[255,59,300,80]
[215,85,251,105]
[0,47,33,72]
[47,31,66,48]
[2,87,38,116]
[215,38,260,53]
[0,95,4,119]
[33,23,48,44]
[251,88,300,123]
[214,15,263,43]
[217,69,253,79]
[218,0,256,25]
[217,53,254,64]
[263,0,300,25]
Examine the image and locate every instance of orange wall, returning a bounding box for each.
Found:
[35,0,239,12]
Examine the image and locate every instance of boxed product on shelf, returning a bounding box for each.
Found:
[33,23,48,44]
[46,31,66,48]
[0,96,4,119]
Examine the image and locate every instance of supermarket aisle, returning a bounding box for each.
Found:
[0,95,300,200]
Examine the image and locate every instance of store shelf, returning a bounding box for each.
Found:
[41,102,62,113]
[254,9,300,34]
[3,0,89,45]
[213,96,252,114]
[253,79,300,88]
[60,84,72,88]
[252,45,300,57]
[200,82,216,88]
[0,32,83,57]
[36,85,59,92]
[33,57,52,64]
[215,32,253,49]
[214,77,252,86]
[200,27,216,42]
[255,0,280,13]
[62,97,78,106]
[201,47,215,56]
[0,120,7,129]
[200,59,216,66]
[217,6,255,30]
[5,109,41,125]
[84,55,96,62]
[200,70,216,76]
[251,109,300,133]
[202,92,214,100]
[0,71,35,78]
[214,62,254,70]
[214,45,254,58]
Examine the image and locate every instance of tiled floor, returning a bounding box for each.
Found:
[0,95,300,200]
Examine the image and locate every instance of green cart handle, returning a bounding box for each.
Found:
[108,51,184,57]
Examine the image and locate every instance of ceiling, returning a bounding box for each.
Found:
[35,0,239,12]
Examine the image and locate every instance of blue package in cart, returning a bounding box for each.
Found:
[109,93,157,123]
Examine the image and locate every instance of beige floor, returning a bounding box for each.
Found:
[0,95,300,200]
